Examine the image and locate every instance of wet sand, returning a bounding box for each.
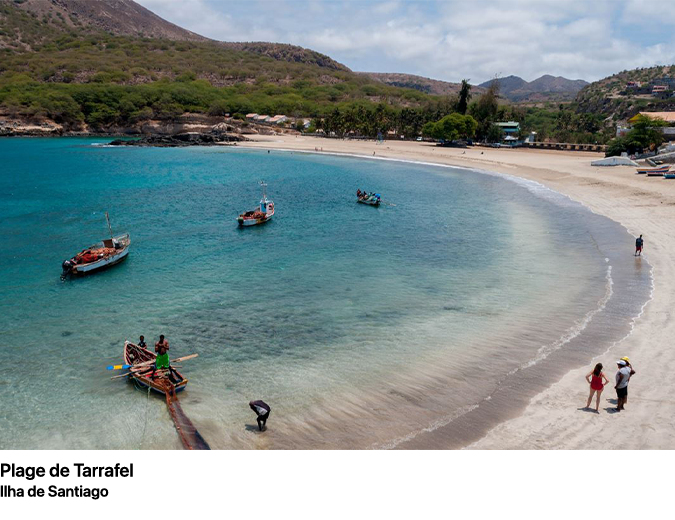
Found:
[239,135,675,449]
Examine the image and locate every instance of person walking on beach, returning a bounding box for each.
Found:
[585,363,609,412]
[635,235,644,256]
[614,360,632,411]
[249,400,271,431]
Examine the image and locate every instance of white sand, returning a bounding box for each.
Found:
[239,134,675,449]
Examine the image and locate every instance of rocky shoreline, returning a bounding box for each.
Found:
[108,132,247,147]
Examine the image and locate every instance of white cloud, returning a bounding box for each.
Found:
[135,0,675,83]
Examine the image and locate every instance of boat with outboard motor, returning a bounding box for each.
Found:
[237,181,274,226]
[61,213,130,278]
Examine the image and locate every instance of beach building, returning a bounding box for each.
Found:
[626,81,641,88]
[495,121,520,135]
[246,113,259,120]
[268,115,288,125]
[255,115,270,123]
[652,85,668,95]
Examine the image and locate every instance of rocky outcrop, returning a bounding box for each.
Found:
[109,131,246,147]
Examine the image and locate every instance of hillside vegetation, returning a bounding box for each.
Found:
[576,65,675,121]
[0,0,439,130]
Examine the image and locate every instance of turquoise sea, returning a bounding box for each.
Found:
[0,138,651,449]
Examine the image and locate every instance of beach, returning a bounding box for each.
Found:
[240,134,675,449]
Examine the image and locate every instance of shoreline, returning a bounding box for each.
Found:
[238,135,675,449]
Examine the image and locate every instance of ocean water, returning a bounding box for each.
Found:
[0,138,651,449]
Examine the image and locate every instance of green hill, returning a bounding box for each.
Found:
[575,65,675,121]
[0,0,443,131]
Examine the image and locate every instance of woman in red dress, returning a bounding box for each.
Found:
[585,363,610,412]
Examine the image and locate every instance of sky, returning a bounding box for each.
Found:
[135,0,675,84]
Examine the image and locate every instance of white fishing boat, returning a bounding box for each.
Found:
[237,181,275,226]
[61,213,130,278]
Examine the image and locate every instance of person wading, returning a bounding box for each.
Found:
[249,400,271,431]
[585,363,609,412]
[635,235,644,256]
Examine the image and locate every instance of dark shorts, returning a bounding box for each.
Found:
[616,386,628,398]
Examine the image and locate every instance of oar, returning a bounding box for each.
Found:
[108,353,199,372]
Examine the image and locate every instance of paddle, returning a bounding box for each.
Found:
[108,353,198,371]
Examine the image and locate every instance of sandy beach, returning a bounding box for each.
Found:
[240,134,675,449]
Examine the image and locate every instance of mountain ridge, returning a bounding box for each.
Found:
[479,74,589,102]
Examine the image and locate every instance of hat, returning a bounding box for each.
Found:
[621,357,630,362]
[617,360,627,366]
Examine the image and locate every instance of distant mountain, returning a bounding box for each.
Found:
[479,75,589,102]
[360,72,486,97]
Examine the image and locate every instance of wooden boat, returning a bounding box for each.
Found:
[61,213,130,278]
[664,172,675,179]
[123,340,188,395]
[357,192,381,206]
[237,181,274,226]
[636,165,670,176]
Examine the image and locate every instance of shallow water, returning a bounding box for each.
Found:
[0,138,651,449]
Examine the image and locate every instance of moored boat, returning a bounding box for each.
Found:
[61,213,130,278]
[664,172,675,179]
[637,165,670,176]
[123,340,188,395]
[237,181,274,226]
[357,190,381,206]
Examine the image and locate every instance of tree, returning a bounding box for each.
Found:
[457,79,472,115]
[469,78,500,140]
[422,113,477,141]
[605,115,666,156]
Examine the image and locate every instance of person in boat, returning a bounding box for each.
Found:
[138,335,147,349]
[249,400,271,431]
[151,334,180,382]
[635,235,644,256]
[357,189,362,198]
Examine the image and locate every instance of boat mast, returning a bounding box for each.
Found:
[105,211,113,240]
[260,180,267,200]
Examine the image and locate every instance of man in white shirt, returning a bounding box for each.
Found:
[614,360,632,412]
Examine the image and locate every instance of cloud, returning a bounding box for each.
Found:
[136,0,675,83]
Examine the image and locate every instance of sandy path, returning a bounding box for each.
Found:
[239,135,675,449]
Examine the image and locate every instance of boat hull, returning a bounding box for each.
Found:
[665,174,675,179]
[123,341,187,395]
[637,167,670,175]
[237,214,273,226]
[357,199,380,206]
[72,247,129,274]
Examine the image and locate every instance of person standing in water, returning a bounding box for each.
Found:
[635,235,644,256]
[585,363,609,412]
[249,400,271,431]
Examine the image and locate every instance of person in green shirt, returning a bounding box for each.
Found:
[151,334,180,383]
